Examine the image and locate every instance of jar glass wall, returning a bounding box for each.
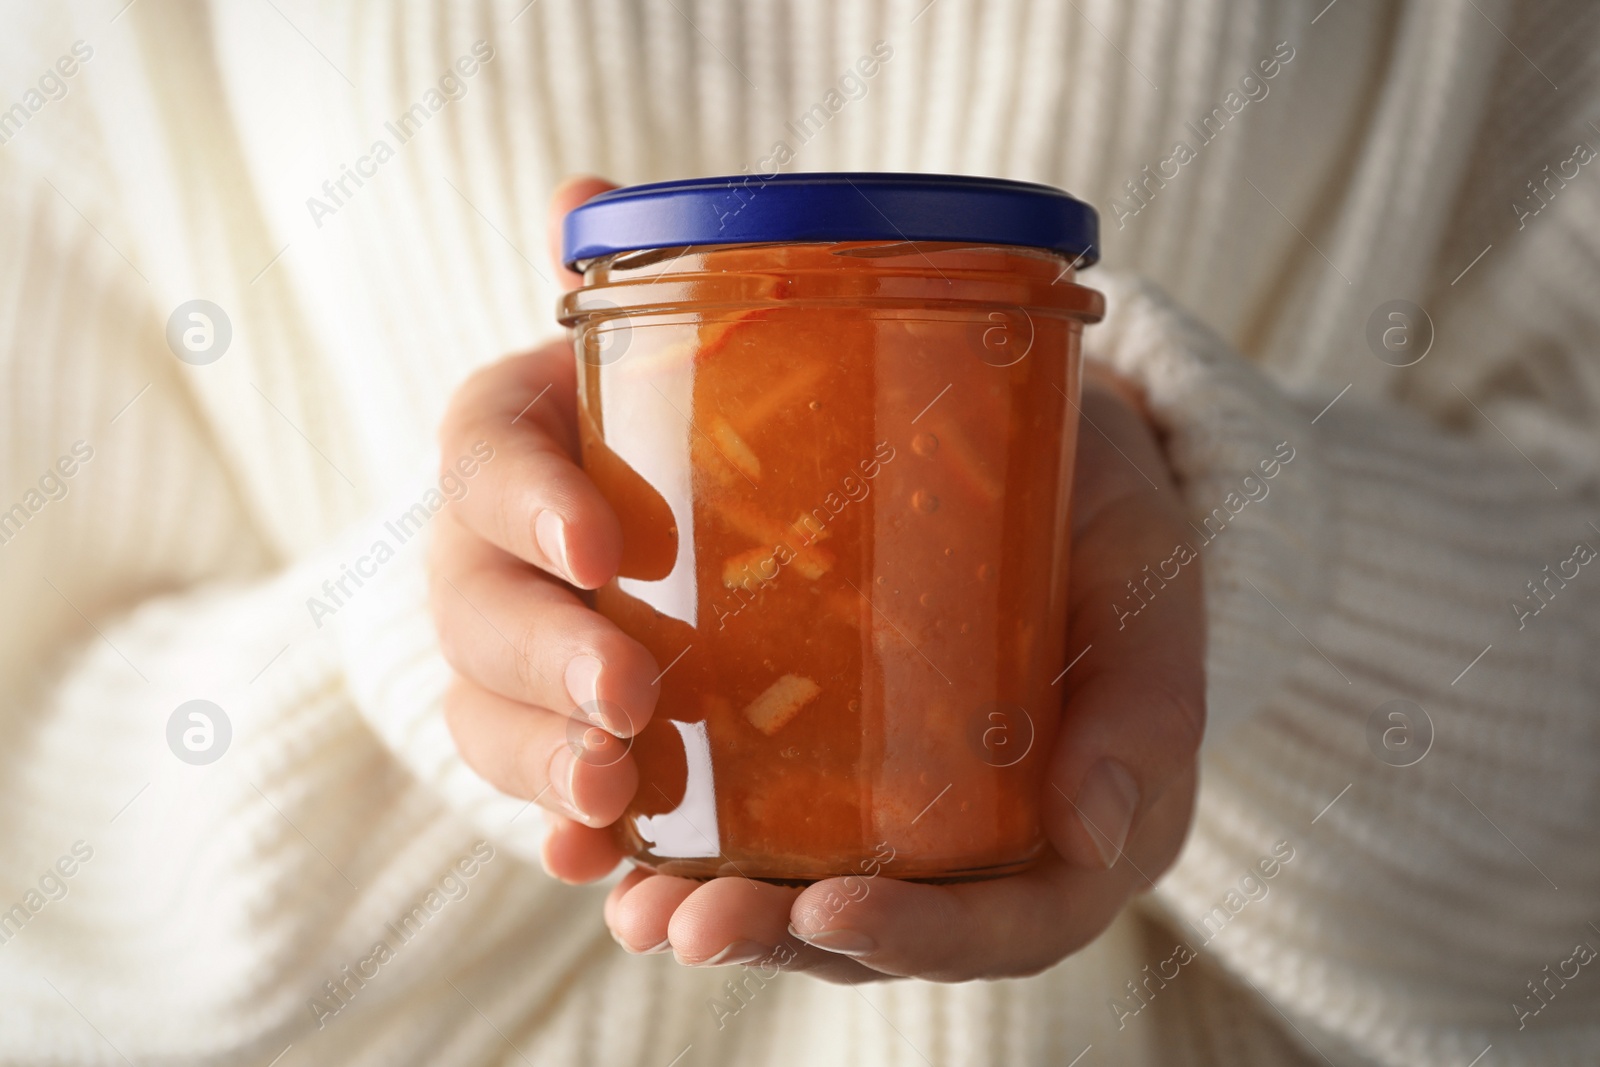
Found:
[558,240,1103,882]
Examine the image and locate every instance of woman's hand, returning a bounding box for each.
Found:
[428,177,662,883]
[431,176,1207,982]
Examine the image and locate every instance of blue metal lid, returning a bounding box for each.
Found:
[562,172,1100,270]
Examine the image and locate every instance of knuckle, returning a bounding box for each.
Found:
[490,470,533,554]
[510,612,548,699]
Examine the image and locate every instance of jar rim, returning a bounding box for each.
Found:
[556,242,1105,327]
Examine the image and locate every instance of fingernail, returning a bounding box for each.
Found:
[565,654,604,720]
[787,924,876,958]
[546,742,586,820]
[617,934,671,956]
[686,940,770,967]
[536,510,573,582]
[1076,758,1140,868]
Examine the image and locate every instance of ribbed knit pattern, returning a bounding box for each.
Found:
[2,2,1597,1064]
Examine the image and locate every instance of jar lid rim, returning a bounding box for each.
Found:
[561,172,1100,270]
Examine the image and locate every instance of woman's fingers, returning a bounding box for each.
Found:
[437,341,623,589]
[442,676,636,827]
[613,799,1186,985]
[671,877,883,982]
[433,175,641,875]
[665,875,801,965]
[609,873,702,954]
[430,510,659,735]
[541,813,627,884]
[604,866,655,934]
[604,772,1186,983]
[1043,380,1206,872]
[606,871,878,981]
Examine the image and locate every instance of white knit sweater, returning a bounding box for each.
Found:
[3,1,1598,1064]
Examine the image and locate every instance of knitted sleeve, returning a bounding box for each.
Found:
[0,166,576,1061]
[1093,273,1600,1066]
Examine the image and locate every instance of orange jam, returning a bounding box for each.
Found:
[559,239,1103,881]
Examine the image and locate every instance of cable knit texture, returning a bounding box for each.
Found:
[2,1,1598,1065]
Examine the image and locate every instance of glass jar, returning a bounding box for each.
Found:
[557,174,1103,882]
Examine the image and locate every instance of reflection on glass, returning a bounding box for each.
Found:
[631,719,720,859]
